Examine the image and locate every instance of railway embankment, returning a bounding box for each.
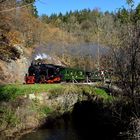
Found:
[0,84,137,139]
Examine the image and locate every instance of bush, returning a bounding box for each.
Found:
[0,43,21,62]
[0,107,20,127]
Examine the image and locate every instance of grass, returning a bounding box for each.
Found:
[0,84,113,102]
[81,85,113,102]
[29,100,54,117]
[94,88,113,102]
[0,84,63,101]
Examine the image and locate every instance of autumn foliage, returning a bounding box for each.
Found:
[0,0,76,62]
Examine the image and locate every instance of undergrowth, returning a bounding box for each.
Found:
[30,100,53,117]
[0,84,62,101]
[0,107,20,128]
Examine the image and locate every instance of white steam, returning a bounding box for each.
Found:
[34,53,51,60]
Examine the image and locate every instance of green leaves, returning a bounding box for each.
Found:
[126,0,134,6]
[126,0,134,9]
[20,0,38,17]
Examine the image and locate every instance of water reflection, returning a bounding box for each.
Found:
[20,127,81,140]
[20,127,127,140]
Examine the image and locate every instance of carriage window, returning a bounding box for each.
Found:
[80,71,83,75]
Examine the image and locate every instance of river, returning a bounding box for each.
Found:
[20,127,81,140]
[20,125,127,140]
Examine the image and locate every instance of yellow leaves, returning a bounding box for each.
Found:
[0,1,77,48]
[6,31,23,45]
[43,26,77,44]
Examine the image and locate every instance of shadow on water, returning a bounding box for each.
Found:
[20,100,129,140]
[72,101,125,140]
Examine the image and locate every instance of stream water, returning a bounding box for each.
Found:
[20,124,126,140]
[20,127,81,140]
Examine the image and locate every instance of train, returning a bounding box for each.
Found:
[25,62,112,84]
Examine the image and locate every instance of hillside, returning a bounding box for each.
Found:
[0,0,78,84]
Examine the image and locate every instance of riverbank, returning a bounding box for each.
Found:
[0,84,137,139]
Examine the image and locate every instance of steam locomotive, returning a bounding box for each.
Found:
[25,62,112,84]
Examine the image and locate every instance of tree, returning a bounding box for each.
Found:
[133,4,140,23]
[110,5,140,116]
[117,8,130,23]
[18,0,38,17]
[41,14,50,24]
